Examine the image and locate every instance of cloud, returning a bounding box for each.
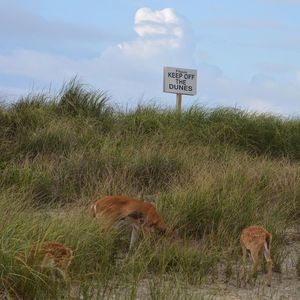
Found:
[134,7,182,37]
[118,8,188,58]
[207,18,286,30]
[196,70,300,116]
[0,50,76,81]
[1,48,300,115]
[243,74,300,115]
[0,4,119,51]
[135,7,180,25]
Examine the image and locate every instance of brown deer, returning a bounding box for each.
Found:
[91,195,177,250]
[16,241,73,281]
[240,225,272,286]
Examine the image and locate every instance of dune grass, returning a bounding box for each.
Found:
[0,79,299,298]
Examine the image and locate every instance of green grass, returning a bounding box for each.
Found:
[0,79,299,298]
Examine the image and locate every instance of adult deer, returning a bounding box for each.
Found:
[240,225,272,286]
[91,195,177,250]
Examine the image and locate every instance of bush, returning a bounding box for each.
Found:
[58,78,112,121]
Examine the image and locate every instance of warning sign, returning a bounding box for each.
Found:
[163,66,197,96]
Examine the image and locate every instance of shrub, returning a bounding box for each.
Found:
[58,78,112,121]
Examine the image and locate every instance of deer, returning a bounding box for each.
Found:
[240,225,272,286]
[91,195,178,250]
[16,241,73,281]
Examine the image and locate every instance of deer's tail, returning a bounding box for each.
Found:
[90,203,97,218]
[264,232,272,253]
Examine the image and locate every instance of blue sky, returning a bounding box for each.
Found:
[1,0,300,115]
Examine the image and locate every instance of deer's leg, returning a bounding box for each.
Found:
[250,245,260,279]
[240,244,248,286]
[129,225,139,251]
[241,244,247,264]
[141,224,151,237]
[57,267,69,282]
[57,259,71,282]
[263,243,272,287]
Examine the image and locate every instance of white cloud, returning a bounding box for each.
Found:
[0,49,76,81]
[118,8,186,58]
[135,7,179,25]
[1,47,300,115]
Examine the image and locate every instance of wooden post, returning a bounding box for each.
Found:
[176,93,182,112]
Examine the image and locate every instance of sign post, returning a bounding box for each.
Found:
[163,66,197,112]
[176,93,182,112]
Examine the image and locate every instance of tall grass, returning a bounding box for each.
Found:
[0,79,299,298]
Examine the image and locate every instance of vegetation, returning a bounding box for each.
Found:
[0,79,299,298]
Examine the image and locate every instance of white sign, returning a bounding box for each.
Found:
[163,66,197,96]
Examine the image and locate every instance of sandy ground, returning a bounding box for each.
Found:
[84,239,299,300]
[133,237,300,300]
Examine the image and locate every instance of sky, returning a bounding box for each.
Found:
[1,0,300,116]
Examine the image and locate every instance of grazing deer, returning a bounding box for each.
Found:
[16,241,73,281]
[240,225,272,286]
[91,195,177,250]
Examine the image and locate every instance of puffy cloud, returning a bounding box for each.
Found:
[118,8,187,58]
[134,8,182,38]
[135,7,180,25]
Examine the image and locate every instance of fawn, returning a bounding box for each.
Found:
[240,225,272,286]
[16,241,73,281]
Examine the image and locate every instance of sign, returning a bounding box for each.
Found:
[163,66,197,96]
